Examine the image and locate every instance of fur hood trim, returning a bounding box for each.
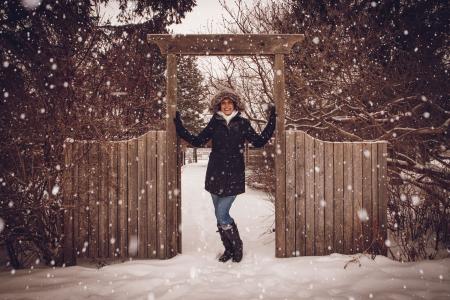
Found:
[210,87,245,113]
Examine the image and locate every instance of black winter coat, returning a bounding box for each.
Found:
[175,111,276,197]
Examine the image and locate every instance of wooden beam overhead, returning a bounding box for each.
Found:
[147,34,304,55]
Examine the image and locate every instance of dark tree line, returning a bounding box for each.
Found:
[0,0,202,268]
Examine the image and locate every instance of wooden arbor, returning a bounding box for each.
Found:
[147,34,302,258]
[147,34,388,258]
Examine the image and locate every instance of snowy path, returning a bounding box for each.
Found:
[0,162,449,300]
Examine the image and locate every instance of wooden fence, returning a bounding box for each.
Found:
[62,129,388,263]
[278,130,388,257]
[62,131,181,265]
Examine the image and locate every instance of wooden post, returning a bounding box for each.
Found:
[166,54,178,258]
[274,53,286,258]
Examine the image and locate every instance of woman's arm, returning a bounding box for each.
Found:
[174,112,214,147]
[245,107,277,148]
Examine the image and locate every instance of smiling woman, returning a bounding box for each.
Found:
[174,87,276,263]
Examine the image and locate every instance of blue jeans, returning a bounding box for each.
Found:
[211,193,237,226]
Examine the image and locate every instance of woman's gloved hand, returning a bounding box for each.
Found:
[173,111,183,129]
[268,104,277,120]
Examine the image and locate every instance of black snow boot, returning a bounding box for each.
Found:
[224,222,243,262]
[217,224,234,262]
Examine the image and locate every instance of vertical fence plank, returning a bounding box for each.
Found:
[285,131,296,256]
[88,143,99,258]
[274,53,286,258]
[108,142,118,258]
[353,143,363,253]
[98,143,109,258]
[127,138,138,257]
[362,143,372,252]
[343,143,353,253]
[118,142,128,258]
[314,139,325,255]
[324,142,334,254]
[333,143,344,253]
[138,135,147,258]
[63,142,75,265]
[157,131,167,258]
[378,143,388,255]
[147,132,157,258]
[304,134,315,256]
[295,131,306,256]
[371,143,379,251]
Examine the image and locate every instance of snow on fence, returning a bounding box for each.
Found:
[62,131,181,265]
[278,130,388,257]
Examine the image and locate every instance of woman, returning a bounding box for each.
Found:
[173,87,276,263]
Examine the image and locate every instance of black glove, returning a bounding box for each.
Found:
[174,111,182,127]
[268,104,277,119]
[174,111,186,134]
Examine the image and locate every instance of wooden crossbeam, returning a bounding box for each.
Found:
[147,34,304,55]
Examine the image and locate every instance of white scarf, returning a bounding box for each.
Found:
[217,110,238,125]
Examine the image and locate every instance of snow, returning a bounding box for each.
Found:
[0,161,449,299]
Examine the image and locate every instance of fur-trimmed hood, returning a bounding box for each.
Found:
[210,87,245,113]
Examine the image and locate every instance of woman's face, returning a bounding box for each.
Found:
[220,98,235,116]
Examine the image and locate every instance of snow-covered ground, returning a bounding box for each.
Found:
[0,161,449,300]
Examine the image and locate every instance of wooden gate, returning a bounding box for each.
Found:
[62,131,181,264]
[278,131,388,257]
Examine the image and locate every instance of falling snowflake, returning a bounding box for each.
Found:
[357,209,369,222]
[21,0,41,10]
[312,37,320,44]
[411,195,421,206]
[385,239,391,247]
[128,235,138,256]
[0,218,5,233]
[363,149,371,158]
[52,185,60,196]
